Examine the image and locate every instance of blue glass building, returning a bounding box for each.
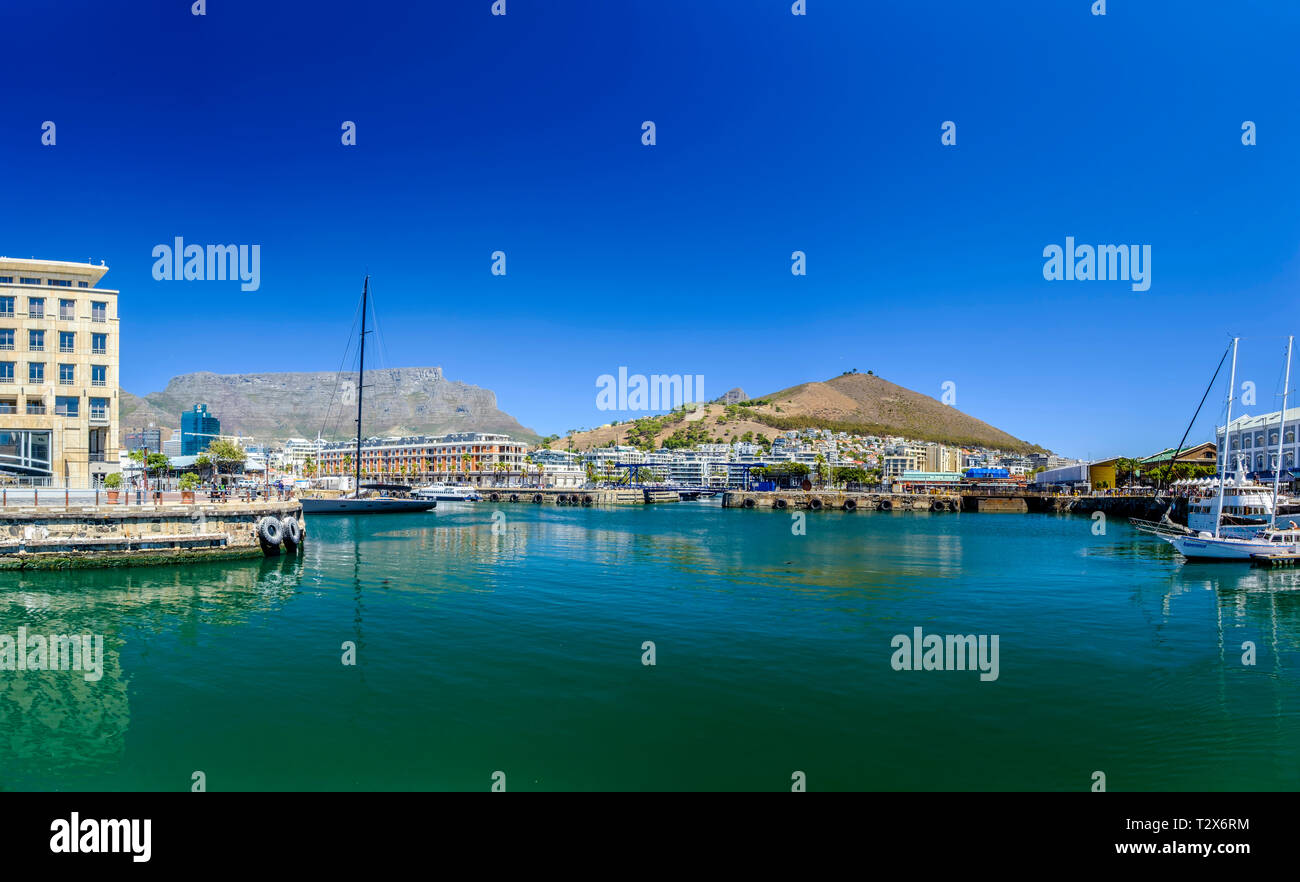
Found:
[180,404,220,456]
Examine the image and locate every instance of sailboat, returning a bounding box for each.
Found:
[1169,335,1300,560]
[300,277,436,515]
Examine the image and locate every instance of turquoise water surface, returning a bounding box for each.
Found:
[2,501,1297,791]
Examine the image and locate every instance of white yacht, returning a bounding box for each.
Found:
[1170,523,1300,561]
[1184,459,1275,539]
[413,482,480,502]
[1169,335,1297,561]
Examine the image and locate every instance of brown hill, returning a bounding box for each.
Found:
[565,372,1044,453]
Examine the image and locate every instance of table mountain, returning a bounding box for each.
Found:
[120,367,538,443]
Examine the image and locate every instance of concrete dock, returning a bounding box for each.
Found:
[0,499,304,569]
[480,488,679,505]
[722,490,961,511]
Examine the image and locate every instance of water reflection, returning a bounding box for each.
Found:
[0,556,303,787]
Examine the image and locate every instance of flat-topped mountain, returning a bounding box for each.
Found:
[120,367,538,443]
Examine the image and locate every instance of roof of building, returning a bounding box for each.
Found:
[1140,441,1217,465]
[1222,406,1300,432]
[0,256,111,286]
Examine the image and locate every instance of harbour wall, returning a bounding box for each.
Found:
[480,488,679,505]
[722,491,961,512]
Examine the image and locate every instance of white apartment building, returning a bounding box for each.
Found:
[0,258,119,487]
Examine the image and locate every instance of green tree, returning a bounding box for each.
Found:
[207,439,247,483]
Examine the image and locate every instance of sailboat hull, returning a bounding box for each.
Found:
[301,497,435,515]
[1168,534,1274,560]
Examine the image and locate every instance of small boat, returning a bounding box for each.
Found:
[1169,522,1300,560]
[302,276,436,517]
[413,482,480,502]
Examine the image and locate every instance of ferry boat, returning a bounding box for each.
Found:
[413,483,480,502]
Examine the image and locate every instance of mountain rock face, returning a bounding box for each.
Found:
[713,388,748,405]
[120,368,538,443]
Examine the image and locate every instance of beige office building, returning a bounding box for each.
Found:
[0,258,119,488]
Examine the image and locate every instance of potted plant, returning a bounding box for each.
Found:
[103,472,123,503]
[179,472,200,504]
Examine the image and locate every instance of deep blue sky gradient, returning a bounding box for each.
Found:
[2,1,1298,457]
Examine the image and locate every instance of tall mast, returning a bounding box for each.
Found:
[1213,337,1239,539]
[355,276,368,496]
[1270,335,1293,529]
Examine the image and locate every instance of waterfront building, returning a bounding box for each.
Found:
[897,470,964,490]
[180,404,220,455]
[1218,408,1299,479]
[162,437,182,457]
[0,257,119,487]
[318,432,528,485]
[1139,442,1217,473]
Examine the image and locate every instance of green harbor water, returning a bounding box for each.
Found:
[2,501,1298,791]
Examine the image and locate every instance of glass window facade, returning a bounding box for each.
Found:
[0,430,52,476]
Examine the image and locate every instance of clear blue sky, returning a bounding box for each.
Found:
[3,0,1298,458]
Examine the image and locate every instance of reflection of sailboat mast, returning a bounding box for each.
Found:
[353,532,364,654]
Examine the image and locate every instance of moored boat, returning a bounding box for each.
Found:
[1169,335,1296,561]
[302,276,437,518]
[413,482,480,502]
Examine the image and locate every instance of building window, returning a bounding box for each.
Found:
[1243,436,1252,448]
[54,396,78,417]
[91,364,106,387]
[0,276,12,284]
[26,399,45,415]
[46,279,71,287]
[91,302,107,323]
[27,298,44,319]
[0,296,12,318]
[28,362,43,382]
[89,397,109,421]
[59,331,75,352]
[0,329,12,351]
[59,363,75,385]
[0,362,13,383]
[91,333,107,354]
[77,281,89,288]
[20,278,40,286]
[0,429,52,476]
[59,299,75,320]
[28,330,43,351]
[0,398,14,414]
